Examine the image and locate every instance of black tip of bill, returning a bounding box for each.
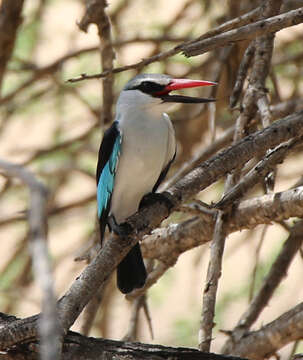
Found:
[161,94,216,104]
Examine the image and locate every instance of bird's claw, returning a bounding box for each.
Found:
[108,216,133,237]
[139,192,174,210]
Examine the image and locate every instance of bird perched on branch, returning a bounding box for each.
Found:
[96,73,216,293]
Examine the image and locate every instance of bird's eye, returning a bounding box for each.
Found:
[140,81,153,90]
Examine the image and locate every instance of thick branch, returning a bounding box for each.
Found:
[0,160,61,359]
[141,186,303,263]
[0,0,24,93]
[57,111,303,332]
[225,302,303,360]
[0,315,248,360]
[0,111,302,348]
[169,111,303,204]
[223,220,303,355]
[129,184,303,300]
[181,7,303,56]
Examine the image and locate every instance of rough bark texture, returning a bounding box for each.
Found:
[0,314,249,360]
[0,0,24,93]
[0,111,303,352]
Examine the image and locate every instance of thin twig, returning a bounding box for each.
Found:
[126,260,172,300]
[199,211,227,351]
[160,126,234,191]
[79,0,116,125]
[182,7,303,57]
[215,138,301,209]
[66,7,303,83]
[122,295,145,341]
[248,225,268,301]
[80,279,109,336]
[194,6,261,42]
[230,41,255,108]
[66,46,181,83]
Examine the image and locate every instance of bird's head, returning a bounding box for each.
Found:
[117,73,216,114]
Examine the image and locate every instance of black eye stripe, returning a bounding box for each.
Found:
[133,81,167,94]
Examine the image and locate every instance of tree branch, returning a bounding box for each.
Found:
[216,138,301,209]
[222,220,303,355]
[182,7,303,57]
[0,0,24,94]
[0,314,248,360]
[57,111,303,333]
[79,0,116,125]
[0,160,61,359]
[140,185,303,264]
[224,302,303,360]
[0,111,303,348]
[67,7,303,83]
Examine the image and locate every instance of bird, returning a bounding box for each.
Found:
[96,73,216,294]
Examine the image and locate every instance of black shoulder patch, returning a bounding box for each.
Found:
[96,122,120,183]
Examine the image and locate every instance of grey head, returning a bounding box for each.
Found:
[122,73,216,104]
[123,73,172,94]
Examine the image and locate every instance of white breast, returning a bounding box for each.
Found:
[110,109,175,224]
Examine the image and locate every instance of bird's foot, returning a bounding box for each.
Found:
[139,191,174,211]
[108,216,132,237]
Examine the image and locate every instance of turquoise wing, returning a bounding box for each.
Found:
[96,122,122,241]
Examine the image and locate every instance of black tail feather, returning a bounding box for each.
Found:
[117,242,147,294]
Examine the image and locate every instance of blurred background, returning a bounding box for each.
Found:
[0,0,303,358]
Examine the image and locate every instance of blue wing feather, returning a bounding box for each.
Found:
[96,122,122,242]
[97,134,121,217]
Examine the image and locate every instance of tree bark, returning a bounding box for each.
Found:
[0,0,24,93]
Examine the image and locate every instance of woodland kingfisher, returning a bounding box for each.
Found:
[96,73,216,293]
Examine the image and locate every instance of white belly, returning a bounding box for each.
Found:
[110,115,172,224]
